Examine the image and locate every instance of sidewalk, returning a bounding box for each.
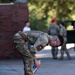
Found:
[0,60,24,75]
[0,43,75,75]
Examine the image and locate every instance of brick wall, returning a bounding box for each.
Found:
[0,3,29,59]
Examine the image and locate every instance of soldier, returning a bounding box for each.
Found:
[59,22,71,60]
[47,18,60,59]
[13,30,63,75]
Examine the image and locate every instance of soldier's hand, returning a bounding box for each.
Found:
[34,59,40,69]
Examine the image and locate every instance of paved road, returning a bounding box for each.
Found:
[0,44,75,75]
[36,44,75,75]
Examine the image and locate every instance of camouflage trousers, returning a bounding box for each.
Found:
[13,36,35,75]
[60,42,71,59]
[51,47,58,59]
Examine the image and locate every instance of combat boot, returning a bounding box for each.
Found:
[59,57,64,60]
[67,57,71,60]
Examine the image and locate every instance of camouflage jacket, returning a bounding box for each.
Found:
[14,31,51,52]
[47,23,60,36]
[60,26,67,42]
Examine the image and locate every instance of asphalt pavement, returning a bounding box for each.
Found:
[0,43,75,75]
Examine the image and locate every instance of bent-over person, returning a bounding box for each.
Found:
[13,30,63,75]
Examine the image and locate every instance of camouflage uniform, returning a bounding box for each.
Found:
[59,26,71,60]
[13,31,51,75]
[47,23,60,59]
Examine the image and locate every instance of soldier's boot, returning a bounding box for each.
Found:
[53,55,57,59]
[59,54,64,60]
[52,53,57,59]
[53,52,58,59]
[59,57,64,60]
[52,51,57,59]
[65,50,71,60]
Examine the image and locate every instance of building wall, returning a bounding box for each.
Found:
[0,3,29,59]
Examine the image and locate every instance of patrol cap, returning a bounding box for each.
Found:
[51,18,56,23]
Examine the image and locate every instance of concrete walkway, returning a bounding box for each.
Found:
[0,43,75,75]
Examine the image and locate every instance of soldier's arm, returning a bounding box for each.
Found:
[34,39,48,51]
